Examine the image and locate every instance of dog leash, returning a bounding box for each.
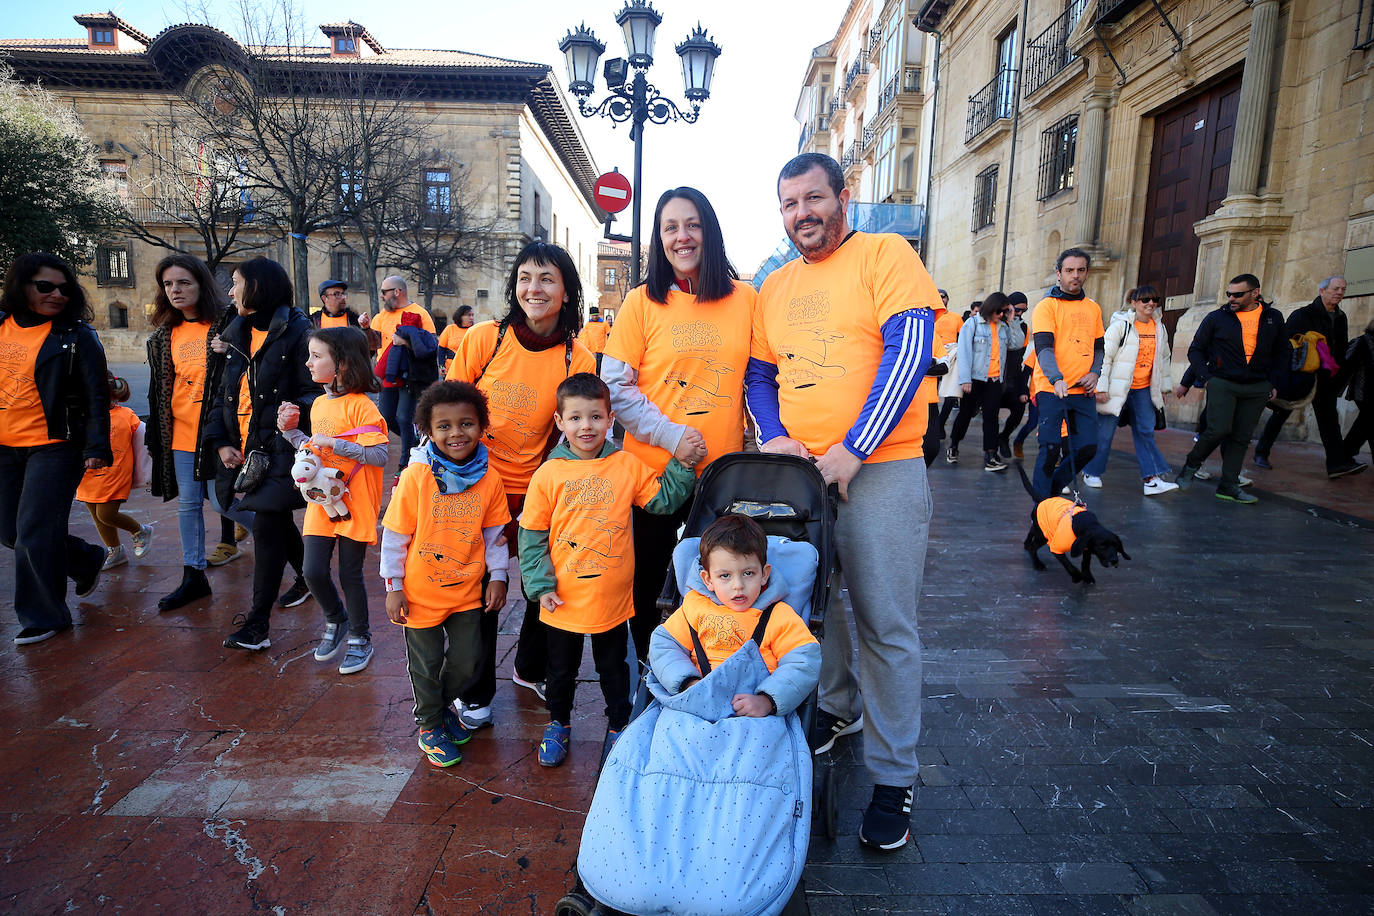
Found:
[1062,413,1085,507]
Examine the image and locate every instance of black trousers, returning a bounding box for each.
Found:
[247,509,304,625]
[629,498,692,662]
[1255,374,1349,469]
[545,622,632,730]
[1344,401,1373,458]
[1000,390,1027,441]
[303,534,370,637]
[950,379,1005,452]
[404,610,482,729]
[923,403,942,467]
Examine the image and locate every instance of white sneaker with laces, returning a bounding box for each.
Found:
[458,702,493,730]
[131,523,154,558]
[1194,468,1213,481]
[1238,474,1253,487]
[1082,474,1103,488]
[102,545,128,570]
[1143,477,1178,495]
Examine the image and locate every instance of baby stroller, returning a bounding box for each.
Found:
[555,452,838,916]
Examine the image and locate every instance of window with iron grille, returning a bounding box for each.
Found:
[1358,0,1374,50]
[107,302,129,329]
[1037,114,1078,200]
[424,169,451,215]
[430,261,455,294]
[96,244,133,287]
[972,166,998,231]
[604,267,617,290]
[330,249,365,289]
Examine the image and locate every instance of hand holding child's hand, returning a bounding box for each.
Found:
[732,693,772,718]
[277,402,300,432]
[485,579,508,613]
[309,434,336,450]
[539,591,564,614]
[386,591,408,624]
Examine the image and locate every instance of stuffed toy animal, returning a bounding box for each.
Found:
[291,447,351,521]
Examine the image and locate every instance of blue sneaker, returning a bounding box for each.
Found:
[418,726,463,767]
[538,721,571,767]
[442,707,472,747]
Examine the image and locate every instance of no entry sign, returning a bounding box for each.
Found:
[593,171,632,214]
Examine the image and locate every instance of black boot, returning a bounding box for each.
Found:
[159,566,212,611]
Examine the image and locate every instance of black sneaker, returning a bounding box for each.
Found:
[997,437,1012,460]
[1253,452,1273,470]
[984,452,1007,472]
[812,709,863,755]
[1329,460,1368,479]
[14,625,69,645]
[1215,486,1258,505]
[72,559,101,599]
[944,446,958,464]
[278,577,311,608]
[224,615,271,651]
[860,784,914,851]
[1175,464,1198,490]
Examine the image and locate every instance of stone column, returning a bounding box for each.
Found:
[1225,0,1280,199]
[1072,90,1110,249]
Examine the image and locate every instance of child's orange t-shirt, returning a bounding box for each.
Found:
[170,319,210,452]
[1236,307,1261,362]
[0,319,61,447]
[77,406,140,503]
[1132,319,1156,390]
[521,449,666,634]
[381,463,510,628]
[446,321,595,494]
[660,589,816,673]
[302,392,389,543]
[603,282,755,473]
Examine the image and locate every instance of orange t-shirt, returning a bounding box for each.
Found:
[371,304,435,355]
[1036,497,1085,555]
[0,319,61,447]
[987,320,1002,380]
[578,319,609,355]
[438,323,467,374]
[752,233,941,462]
[301,392,389,543]
[661,589,817,673]
[1030,296,1106,396]
[319,312,349,330]
[521,449,665,634]
[1132,319,1156,390]
[1236,307,1261,362]
[236,327,269,449]
[446,321,595,494]
[603,281,755,473]
[170,319,210,452]
[76,406,140,503]
[918,307,965,407]
[381,463,510,628]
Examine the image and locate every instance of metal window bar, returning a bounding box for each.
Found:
[863,125,877,153]
[966,68,1016,142]
[972,166,998,231]
[1037,114,1079,200]
[96,245,132,286]
[1358,0,1374,50]
[1024,0,1088,97]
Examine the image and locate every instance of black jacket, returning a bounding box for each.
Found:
[1187,303,1288,387]
[0,310,111,463]
[203,305,323,453]
[312,306,382,354]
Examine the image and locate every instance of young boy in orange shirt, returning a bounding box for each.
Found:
[519,373,696,767]
[649,514,820,717]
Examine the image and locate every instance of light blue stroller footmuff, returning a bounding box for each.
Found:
[578,639,812,916]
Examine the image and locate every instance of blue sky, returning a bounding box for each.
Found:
[4,1,842,271]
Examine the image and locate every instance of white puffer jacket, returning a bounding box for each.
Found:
[1096,309,1172,417]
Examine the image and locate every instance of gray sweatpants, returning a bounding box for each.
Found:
[819,456,932,787]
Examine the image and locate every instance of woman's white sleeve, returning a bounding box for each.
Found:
[601,355,686,454]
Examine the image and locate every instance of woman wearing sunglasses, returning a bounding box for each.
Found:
[0,252,113,644]
[1081,285,1178,495]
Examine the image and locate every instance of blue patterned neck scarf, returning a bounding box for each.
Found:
[424,441,489,495]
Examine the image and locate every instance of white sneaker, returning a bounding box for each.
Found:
[131,523,154,558]
[1194,467,1213,480]
[102,545,128,570]
[1082,474,1103,488]
[457,702,493,730]
[1238,474,1253,488]
[1143,477,1178,495]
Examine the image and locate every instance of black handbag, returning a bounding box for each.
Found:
[1154,406,1167,431]
[233,449,271,494]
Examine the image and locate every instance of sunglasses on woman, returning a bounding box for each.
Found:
[30,280,74,295]
[1136,297,1160,303]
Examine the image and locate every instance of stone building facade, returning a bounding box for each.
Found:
[916,0,1374,434]
[2,14,605,357]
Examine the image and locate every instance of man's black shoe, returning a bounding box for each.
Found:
[859,784,913,851]
[1329,460,1368,479]
[812,709,863,755]
[1253,452,1273,470]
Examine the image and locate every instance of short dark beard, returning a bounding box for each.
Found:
[790,211,847,261]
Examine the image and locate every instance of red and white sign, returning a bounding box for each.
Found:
[593,171,632,214]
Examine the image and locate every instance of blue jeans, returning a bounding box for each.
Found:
[0,443,105,630]
[173,450,253,569]
[1031,392,1098,497]
[1084,388,1170,480]
[378,386,418,473]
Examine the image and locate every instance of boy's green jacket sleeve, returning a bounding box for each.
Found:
[518,527,557,599]
[644,457,696,516]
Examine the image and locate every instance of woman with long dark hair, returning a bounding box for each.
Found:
[146,253,256,610]
[948,292,1023,472]
[0,252,111,644]
[444,241,596,729]
[601,186,750,660]
[203,257,323,651]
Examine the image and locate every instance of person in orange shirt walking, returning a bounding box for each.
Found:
[373,277,436,478]
[578,305,610,371]
[437,305,474,375]
[519,373,696,768]
[77,373,153,570]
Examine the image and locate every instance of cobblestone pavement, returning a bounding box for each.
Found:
[1,377,1370,913]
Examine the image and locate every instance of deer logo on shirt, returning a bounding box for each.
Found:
[555,516,625,578]
[777,328,847,389]
[485,416,541,463]
[663,356,734,416]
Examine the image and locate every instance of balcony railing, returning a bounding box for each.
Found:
[966,67,1016,143]
[125,195,257,225]
[862,125,877,153]
[829,93,846,115]
[1024,0,1087,97]
[904,65,922,93]
[797,115,832,153]
[849,202,925,240]
[844,57,870,95]
[868,27,883,61]
[840,139,863,170]
[878,66,924,114]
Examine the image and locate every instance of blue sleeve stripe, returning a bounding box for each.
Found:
[745,357,787,442]
[851,312,931,455]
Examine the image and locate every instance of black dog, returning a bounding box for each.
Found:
[1015,461,1129,584]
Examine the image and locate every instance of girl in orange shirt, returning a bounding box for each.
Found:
[77,373,153,569]
[278,327,388,675]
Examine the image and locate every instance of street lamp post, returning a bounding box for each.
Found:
[559,2,721,287]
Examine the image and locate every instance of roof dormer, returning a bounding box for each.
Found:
[319,22,384,59]
[73,11,150,51]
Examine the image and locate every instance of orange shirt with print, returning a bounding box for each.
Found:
[370,303,435,354]
[302,392,389,543]
[381,463,510,628]
[438,324,467,374]
[752,232,941,462]
[446,321,595,494]
[236,327,269,448]
[1036,497,1085,555]
[661,589,817,673]
[1132,320,1156,389]
[0,320,61,447]
[319,312,349,330]
[521,450,665,634]
[1236,306,1261,362]
[604,281,755,473]
[578,320,609,355]
[170,319,210,452]
[1030,296,1106,397]
[77,406,140,503]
